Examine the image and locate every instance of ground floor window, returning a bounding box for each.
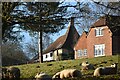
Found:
[78,50,82,57]
[84,49,87,56]
[46,55,48,58]
[50,52,53,57]
[94,44,105,57]
[77,49,87,57]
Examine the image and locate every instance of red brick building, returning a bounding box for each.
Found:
[74,16,120,59]
[74,31,88,59]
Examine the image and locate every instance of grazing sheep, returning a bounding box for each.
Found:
[52,69,82,79]
[2,67,9,79]
[81,61,94,71]
[35,72,52,80]
[7,67,20,79]
[52,72,61,79]
[93,63,118,76]
[110,63,117,67]
[81,61,89,67]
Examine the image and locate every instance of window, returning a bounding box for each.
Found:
[94,44,105,57]
[84,49,87,56]
[95,28,103,36]
[46,55,48,58]
[77,50,82,57]
[50,53,53,57]
[57,50,58,56]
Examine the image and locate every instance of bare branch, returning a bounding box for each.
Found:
[91,0,120,11]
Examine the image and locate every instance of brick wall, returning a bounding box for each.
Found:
[87,26,112,58]
[74,32,87,59]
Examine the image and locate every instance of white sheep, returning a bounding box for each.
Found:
[35,72,52,80]
[52,69,82,79]
[81,61,89,67]
[81,61,94,71]
[93,63,118,76]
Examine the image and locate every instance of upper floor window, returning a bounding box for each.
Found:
[95,28,103,36]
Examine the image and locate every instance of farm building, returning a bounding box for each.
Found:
[42,17,80,61]
[31,15,119,62]
[74,31,88,59]
[74,15,120,59]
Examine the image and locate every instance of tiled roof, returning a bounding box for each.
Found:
[43,20,80,53]
[30,35,67,61]
[92,17,106,27]
[43,34,67,54]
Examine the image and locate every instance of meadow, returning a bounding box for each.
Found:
[5,55,120,80]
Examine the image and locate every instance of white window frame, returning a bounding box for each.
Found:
[84,49,87,56]
[95,28,103,37]
[94,44,105,57]
[77,50,82,57]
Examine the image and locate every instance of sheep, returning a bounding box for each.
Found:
[2,67,9,79]
[7,67,20,79]
[110,63,117,67]
[81,61,94,71]
[88,64,95,69]
[93,63,118,76]
[81,61,89,67]
[52,69,82,79]
[35,72,52,80]
[52,72,61,79]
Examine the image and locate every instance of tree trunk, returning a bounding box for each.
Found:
[38,31,43,63]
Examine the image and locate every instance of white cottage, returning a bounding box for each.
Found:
[42,18,80,61]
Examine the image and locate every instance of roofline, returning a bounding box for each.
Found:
[43,35,66,54]
[74,31,87,50]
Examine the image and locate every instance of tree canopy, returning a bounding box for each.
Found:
[2,2,68,41]
[2,1,120,41]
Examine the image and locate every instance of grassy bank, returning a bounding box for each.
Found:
[7,55,120,79]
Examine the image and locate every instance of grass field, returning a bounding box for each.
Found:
[5,55,120,80]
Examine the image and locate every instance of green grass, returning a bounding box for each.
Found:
[5,55,120,79]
